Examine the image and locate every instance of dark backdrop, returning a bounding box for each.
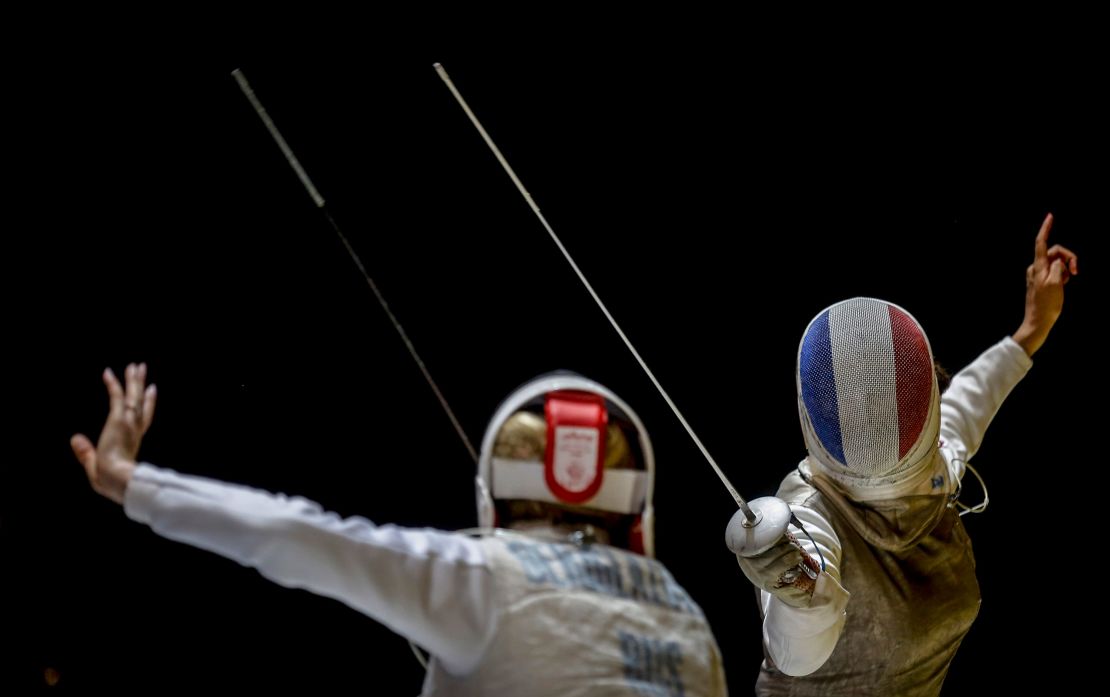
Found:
[6,41,1104,694]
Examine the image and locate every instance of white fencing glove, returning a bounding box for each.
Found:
[733,530,821,608]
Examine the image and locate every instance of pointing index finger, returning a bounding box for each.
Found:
[1035,212,1054,266]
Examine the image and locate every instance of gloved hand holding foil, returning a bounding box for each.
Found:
[732,530,821,608]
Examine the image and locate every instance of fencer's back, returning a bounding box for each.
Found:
[421,535,727,697]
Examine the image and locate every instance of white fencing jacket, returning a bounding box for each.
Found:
[125,469,727,696]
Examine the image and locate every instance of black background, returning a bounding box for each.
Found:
[5,34,1105,694]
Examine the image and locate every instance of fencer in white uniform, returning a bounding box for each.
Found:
[73,371,728,696]
[726,214,1079,696]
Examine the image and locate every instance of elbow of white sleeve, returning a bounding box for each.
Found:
[767,612,847,676]
[763,572,849,676]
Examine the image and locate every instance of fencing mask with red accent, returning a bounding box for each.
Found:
[476,373,656,556]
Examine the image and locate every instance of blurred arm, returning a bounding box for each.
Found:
[125,463,497,674]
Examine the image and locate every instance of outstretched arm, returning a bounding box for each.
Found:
[71,366,498,674]
[941,214,1080,469]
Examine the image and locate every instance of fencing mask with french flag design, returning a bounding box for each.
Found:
[797,298,941,489]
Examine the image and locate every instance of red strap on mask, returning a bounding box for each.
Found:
[544,391,607,504]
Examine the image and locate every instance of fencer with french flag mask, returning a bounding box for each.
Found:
[729,214,1079,697]
[72,369,728,696]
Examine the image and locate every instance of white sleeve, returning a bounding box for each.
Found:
[940,336,1033,481]
[123,463,497,674]
[760,504,850,676]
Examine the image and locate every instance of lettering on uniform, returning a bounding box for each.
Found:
[619,630,685,697]
[504,540,699,615]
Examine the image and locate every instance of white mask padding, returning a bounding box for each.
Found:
[490,457,648,515]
